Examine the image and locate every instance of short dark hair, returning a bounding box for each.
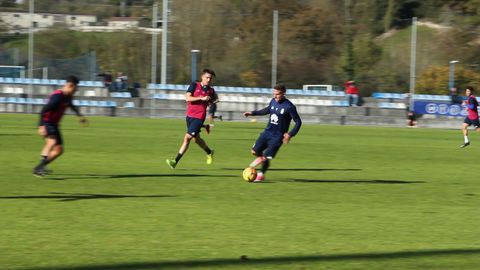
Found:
[66,75,80,85]
[466,86,475,92]
[202,68,216,77]
[274,84,286,93]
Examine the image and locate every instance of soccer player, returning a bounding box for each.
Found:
[166,68,217,168]
[460,86,479,148]
[207,93,223,125]
[243,84,302,182]
[33,75,88,176]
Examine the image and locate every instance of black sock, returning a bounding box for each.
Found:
[35,155,49,170]
[204,147,212,155]
[261,159,270,174]
[175,153,183,163]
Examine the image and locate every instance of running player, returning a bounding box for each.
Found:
[166,69,217,168]
[33,75,88,176]
[243,84,302,182]
[460,86,479,148]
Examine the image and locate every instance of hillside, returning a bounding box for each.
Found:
[0,0,479,93]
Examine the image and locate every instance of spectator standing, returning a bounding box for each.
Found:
[345,80,359,106]
[115,72,128,91]
[450,87,462,104]
[404,93,417,127]
[98,71,113,89]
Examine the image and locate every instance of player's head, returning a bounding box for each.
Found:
[63,75,80,95]
[201,68,216,86]
[273,84,286,102]
[466,86,475,96]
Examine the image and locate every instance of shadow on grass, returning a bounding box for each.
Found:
[0,192,175,202]
[45,173,236,180]
[221,168,362,172]
[285,179,425,184]
[0,133,33,136]
[22,248,480,270]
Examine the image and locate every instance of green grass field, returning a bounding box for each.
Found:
[1,114,479,270]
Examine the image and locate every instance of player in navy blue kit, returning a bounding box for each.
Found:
[33,75,87,177]
[243,84,302,182]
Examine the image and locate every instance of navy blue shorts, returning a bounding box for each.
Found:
[186,116,204,137]
[44,123,63,145]
[252,132,283,159]
[208,104,217,116]
[464,117,480,128]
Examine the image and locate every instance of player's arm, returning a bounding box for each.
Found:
[69,99,88,125]
[244,106,269,117]
[283,106,302,144]
[244,100,272,117]
[185,82,210,102]
[186,92,210,102]
[211,91,220,104]
[468,97,479,109]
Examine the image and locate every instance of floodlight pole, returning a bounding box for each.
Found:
[271,10,279,88]
[151,2,158,84]
[408,17,417,111]
[160,0,168,84]
[28,0,34,113]
[191,50,200,82]
[448,60,459,90]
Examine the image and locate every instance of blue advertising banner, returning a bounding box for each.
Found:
[413,101,467,117]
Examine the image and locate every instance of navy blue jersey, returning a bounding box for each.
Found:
[252,98,302,137]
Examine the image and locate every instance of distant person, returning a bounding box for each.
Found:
[33,75,88,177]
[166,68,217,169]
[404,93,417,127]
[460,86,479,148]
[115,72,128,91]
[207,92,222,125]
[243,84,302,182]
[345,80,359,106]
[98,71,112,89]
[450,87,462,104]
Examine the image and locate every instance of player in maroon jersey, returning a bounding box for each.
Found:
[460,86,480,148]
[33,75,88,176]
[166,69,217,168]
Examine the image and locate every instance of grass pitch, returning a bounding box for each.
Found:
[0,114,479,270]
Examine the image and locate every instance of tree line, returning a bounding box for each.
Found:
[1,0,479,95]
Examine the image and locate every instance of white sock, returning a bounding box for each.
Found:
[249,157,264,167]
[464,136,469,143]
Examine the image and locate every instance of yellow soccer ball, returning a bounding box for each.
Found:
[242,167,257,182]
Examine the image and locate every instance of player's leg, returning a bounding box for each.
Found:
[193,134,214,164]
[33,136,56,176]
[166,117,197,168]
[248,133,269,181]
[167,133,193,168]
[461,118,471,148]
[33,124,62,176]
[48,144,64,163]
[254,137,282,182]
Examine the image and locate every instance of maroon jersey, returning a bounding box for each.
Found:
[39,90,74,125]
[466,95,479,120]
[186,82,215,120]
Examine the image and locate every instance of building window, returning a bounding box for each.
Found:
[33,22,38,28]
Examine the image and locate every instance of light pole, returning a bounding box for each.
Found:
[191,50,200,82]
[449,60,459,91]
